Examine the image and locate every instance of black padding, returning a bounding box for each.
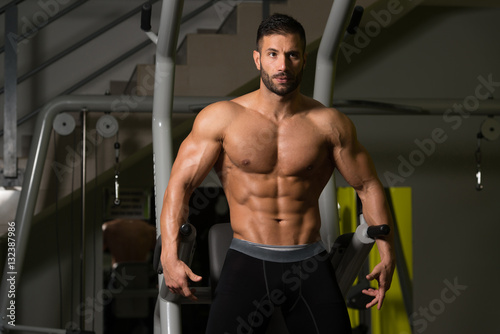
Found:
[140,3,152,31]
[347,6,364,35]
[208,223,233,292]
[153,235,162,274]
[366,224,390,238]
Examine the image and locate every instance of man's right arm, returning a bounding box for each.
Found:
[159,102,227,300]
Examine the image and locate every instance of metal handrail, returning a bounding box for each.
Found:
[0,0,24,15]
[11,39,153,131]
[181,0,218,24]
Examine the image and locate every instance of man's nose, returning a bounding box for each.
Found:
[277,55,288,71]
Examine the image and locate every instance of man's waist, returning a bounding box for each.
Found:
[229,238,326,263]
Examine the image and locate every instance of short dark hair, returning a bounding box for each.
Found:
[256,13,306,52]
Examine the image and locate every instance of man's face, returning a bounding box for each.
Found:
[254,33,306,97]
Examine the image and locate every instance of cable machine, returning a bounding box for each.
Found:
[0,97,154,334]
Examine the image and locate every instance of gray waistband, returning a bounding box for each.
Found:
[229,238,326,263]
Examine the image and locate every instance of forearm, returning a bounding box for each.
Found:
[159,181,203,298]
[160,185,193,261]
[358,180,396,262]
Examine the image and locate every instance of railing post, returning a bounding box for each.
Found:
[3,4,18,181]
[313,0,357,251]
[151,0,184,333]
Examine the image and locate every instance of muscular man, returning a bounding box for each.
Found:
[160,14,395,333]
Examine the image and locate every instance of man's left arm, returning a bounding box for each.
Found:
[332,112,396,310]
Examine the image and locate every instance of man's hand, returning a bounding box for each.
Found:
[362,259,395,309]
[163,257,202,301]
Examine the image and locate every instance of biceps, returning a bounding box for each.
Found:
[170,135,221,192]
[336,143,378,190]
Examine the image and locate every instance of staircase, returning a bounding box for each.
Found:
[174,0,335,96]
[122,0,337,97]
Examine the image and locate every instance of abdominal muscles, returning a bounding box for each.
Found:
[222,171,326,245]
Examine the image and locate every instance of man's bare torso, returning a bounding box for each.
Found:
[213,92,338,245]
[160,24,394,307]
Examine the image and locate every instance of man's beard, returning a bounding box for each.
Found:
[260,65,303,97]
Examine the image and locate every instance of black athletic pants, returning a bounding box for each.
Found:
[205,249,352,334]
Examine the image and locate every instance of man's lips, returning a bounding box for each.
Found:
[274,75,291,83]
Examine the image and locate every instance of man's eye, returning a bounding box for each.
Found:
[269,52,276,57]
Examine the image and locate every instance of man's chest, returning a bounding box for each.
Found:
[221,116,331,176]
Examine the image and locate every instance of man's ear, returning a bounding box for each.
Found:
[303,51,307,69]
[253,50,261,71]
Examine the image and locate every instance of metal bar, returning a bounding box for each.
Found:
[313,0,356,107]
[335,215,378,297]
[3,96,500,139]
[181,0,218,24]
[0,95,154,329]
[262,0,270,19]
[0,0,24,15]
[313,0,357,251]
[1,324,66,334]
[153,0,184,235]
[0,0,89,54]
[60,39,153,95]
[384,189,414,324]
[79,109,87,330]
[3,5,18,179]
[152,0,184,333]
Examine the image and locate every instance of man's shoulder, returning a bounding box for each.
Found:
[198,99,246,119]
[199,99,235,113]
[194,100,238,124]
[301,99,356,144]
[303,98,350,125]
[191,99,245,140]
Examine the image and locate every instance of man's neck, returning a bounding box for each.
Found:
[257,86,303,121]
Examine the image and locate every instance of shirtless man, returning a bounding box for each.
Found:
[160,14,395,333]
